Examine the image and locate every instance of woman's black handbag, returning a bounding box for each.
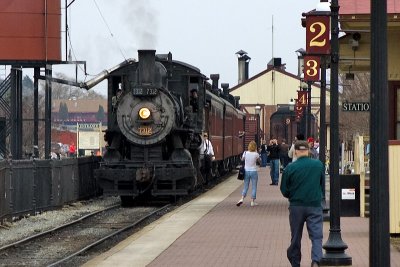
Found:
[237,165,245,180]
[237,152,246,180]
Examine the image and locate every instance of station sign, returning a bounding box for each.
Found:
[78,123,101,129]
[77,122,103,154]
[342,102,370,112]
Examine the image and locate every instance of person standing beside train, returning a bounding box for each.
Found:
[201,133,215,182]
[267,138,280,185]
[236,140,260,207]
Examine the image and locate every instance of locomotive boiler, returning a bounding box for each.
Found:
[94,50,245,205]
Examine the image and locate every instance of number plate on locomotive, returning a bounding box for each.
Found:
[138,126,152,136]
[132,87,158,96]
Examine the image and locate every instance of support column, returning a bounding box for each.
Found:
[370,1,390,266]
[10,67,23,159]
[34,68,39,158]
[44,65,52,159]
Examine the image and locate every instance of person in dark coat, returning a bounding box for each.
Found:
[267,138,280,185]
[259,140,268,167]
[279,139,290,169]
[280,140,324,267]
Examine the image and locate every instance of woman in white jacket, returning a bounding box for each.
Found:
[236,140,260,207]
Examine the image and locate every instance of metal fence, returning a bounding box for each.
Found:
[0,156,101,223]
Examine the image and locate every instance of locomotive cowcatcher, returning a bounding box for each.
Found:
[94,50,245,204]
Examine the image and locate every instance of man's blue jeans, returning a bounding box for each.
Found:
[270,159,280,184]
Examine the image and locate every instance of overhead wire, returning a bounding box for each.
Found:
[66,2,93,81]
[92,0,128,61]
[66,0,128,82]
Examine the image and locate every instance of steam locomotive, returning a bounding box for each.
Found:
[94,50,245,204]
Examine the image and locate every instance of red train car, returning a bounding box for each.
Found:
[206,91,245,176]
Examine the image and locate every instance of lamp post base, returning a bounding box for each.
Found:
[320,231,352,266]
[320,253,352,266]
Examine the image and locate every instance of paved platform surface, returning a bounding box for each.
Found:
[84,167,400,267]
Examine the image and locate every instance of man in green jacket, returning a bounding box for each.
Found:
[280,140,324,267]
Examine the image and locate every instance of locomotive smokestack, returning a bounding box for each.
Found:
[210,74,220,91]
[236,50,251,84]
[221,83,229,96]
[138,50,156,85]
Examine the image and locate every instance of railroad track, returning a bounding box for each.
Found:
[0,204,171,266]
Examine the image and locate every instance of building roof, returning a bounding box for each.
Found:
[52,99,108,113]
[339,0,400,15]
[230,67,301,92]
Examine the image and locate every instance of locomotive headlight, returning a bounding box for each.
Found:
[138,107,151,119]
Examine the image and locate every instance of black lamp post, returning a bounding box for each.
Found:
[288,99,295,144]
[255,105,261,148]
[320,0,352,265]
[320,56,329,221]
[307,81,312,138]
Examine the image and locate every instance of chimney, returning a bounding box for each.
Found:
[138,50,156,85]
[234,96,241,108]
[236,50,251,84]
[267,57,284,70]
[221,83,229,96]
[210,74,220,91]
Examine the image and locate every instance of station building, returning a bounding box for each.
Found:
[230,53,330,146]
[337,0,400,233]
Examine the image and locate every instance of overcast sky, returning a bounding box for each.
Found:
[51,0,320,96]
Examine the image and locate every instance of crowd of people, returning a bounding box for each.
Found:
[50,142,77,159]
[236,134,324,267]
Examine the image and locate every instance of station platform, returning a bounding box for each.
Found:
[83,167,400,267]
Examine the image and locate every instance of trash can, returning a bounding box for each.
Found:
[340,174,360,217]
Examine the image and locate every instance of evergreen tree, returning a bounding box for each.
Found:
[59,102,69,122]
[22,75,34,90]
[96,105,105,123]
